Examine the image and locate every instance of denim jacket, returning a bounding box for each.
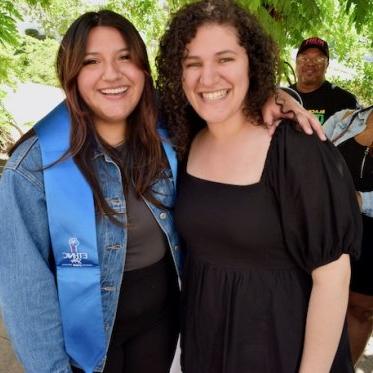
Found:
[324,107,373,217]
[0,136,182,373]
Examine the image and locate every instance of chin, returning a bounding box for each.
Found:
[103,112,128,123]
[199,111,229,125]
[205,118,229,126]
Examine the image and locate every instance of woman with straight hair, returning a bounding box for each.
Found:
[0,10,181,373]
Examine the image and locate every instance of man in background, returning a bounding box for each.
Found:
[290,37,358,124]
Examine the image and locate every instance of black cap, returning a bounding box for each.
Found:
[297,37,329,59]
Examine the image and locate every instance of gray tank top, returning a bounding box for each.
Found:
[124,183,168,271]
[112,144,168,271]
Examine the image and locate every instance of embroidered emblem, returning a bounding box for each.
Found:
[62,237,90,267]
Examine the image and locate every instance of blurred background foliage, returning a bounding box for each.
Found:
[0,0,372,142]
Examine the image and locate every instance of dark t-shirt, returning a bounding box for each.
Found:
[290,80,357,124]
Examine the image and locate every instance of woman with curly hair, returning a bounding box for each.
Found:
[156,1,361,372]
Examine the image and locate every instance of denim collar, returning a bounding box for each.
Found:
[91,140,115,164]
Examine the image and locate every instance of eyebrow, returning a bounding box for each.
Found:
[84,48,129,56]
[184,49,237,60]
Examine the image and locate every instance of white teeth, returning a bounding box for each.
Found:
[201,89,228,101]
[100,87,128,95]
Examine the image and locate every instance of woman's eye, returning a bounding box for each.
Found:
[185,62,201,68]
[120,54,130,61]
[219,57,233,63]
[82,59,98,66]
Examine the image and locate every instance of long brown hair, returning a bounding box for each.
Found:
[12,10,166,216]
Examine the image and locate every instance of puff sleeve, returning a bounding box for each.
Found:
[265,123,362,273]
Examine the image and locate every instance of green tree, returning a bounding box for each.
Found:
[1,0,372,141]
[0,97,13,152]
[11,0,373,97]
[0,0,51,82]
[15,35,59,86]
[164,0,372,103]
[0,0,51,147]
[25,0,169,74]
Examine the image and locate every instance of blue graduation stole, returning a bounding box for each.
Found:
[35,101,177,373]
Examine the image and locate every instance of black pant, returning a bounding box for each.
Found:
[103,313,179,373]
[72,255,180,373]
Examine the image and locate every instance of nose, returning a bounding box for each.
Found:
[199,63,219,87]
[102,61,122,81]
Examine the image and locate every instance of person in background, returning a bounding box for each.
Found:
[290,37,358,124]
[0,8,323,373]
[324,106,373,365]
[157,1,362,372]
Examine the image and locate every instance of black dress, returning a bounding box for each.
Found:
[174,125,361,373]
[338,137,373,295]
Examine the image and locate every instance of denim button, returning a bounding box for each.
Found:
[105,243,122,251]
[159,212,167,219]
[102,286,115,292]
[174,245,179,251]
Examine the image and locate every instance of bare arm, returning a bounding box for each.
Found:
[262,88,326,141]
[299,254,350,373]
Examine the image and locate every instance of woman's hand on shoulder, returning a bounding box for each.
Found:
[262,88,326,141]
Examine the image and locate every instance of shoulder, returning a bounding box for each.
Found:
[323,109,354,135]
[329,82,357,102]
[6,135,42,170]
[274,121,328,152]
[273,122,344,172]
[268,123,351,197]
[3,135,44,191]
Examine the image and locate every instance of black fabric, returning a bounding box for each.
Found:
[338,138,373,192]
[174,124,361,373]
[290,81,357,124]
[338,137,373,295]
[103,313,179,373]
[113,254,179,331]
[73,255,180,373]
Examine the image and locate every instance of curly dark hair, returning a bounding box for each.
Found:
[156,0,279,159]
